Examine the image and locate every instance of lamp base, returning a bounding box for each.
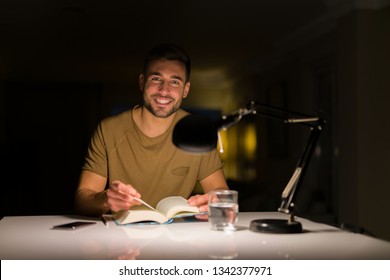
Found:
[249,219,302,233]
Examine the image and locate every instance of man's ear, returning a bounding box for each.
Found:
[139,74,145,91]
[183,82,191,98]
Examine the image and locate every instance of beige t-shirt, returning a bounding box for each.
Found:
[82,107,223,207]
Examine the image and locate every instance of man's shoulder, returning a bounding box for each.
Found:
[98,109,135,138]
[101,109,133,126]
[176,108,190,119]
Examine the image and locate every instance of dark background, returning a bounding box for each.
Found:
[1,1,389,241]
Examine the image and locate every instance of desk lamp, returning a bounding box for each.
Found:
[172,100,326,233]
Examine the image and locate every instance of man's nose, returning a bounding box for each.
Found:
[158,81,170,94]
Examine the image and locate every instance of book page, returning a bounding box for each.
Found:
[156,196,199,219]
[114,205,168,224]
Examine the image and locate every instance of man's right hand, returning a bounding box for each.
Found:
[106,180,142,212]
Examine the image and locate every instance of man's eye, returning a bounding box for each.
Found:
[170,80,180,86]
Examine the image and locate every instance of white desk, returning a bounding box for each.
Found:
[1,212,390,260]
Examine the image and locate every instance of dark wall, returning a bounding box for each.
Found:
[1,81,104,216]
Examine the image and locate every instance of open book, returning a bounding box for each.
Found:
[113,196,200,225]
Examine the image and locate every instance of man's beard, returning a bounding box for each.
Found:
[143,94,182,118]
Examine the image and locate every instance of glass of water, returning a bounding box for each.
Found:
[208,190,238,231]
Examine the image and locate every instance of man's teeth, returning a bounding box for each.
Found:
[156,98,170,104]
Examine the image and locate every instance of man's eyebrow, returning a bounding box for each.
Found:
[149,71,162,77]
[149,72,184,82]
[171,75,184,82]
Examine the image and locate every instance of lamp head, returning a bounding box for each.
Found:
[172,114,218,153]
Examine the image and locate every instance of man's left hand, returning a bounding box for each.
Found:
[187,193,209,220]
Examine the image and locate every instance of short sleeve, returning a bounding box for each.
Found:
[82,123,108,178]
[197,149,224,181]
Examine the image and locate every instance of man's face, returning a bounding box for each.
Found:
[139,59,190,118]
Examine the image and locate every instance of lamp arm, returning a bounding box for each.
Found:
[278,123,324,217]
[219,100,321,130]
[245,100,326,218]
[249,100,322,127]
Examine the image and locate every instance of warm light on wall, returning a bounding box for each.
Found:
[218,127,238,180]
[243,123,257,161]
[217,123,258,181]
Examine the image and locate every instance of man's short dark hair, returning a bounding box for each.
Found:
[143,43,191,81]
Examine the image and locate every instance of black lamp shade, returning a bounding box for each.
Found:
[172,115,218,153]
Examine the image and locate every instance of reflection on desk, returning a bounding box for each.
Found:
[1,212,390,260]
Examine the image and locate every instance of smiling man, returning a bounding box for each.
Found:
[75,44,228,217]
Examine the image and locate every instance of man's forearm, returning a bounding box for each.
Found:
[75,188,110,216]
